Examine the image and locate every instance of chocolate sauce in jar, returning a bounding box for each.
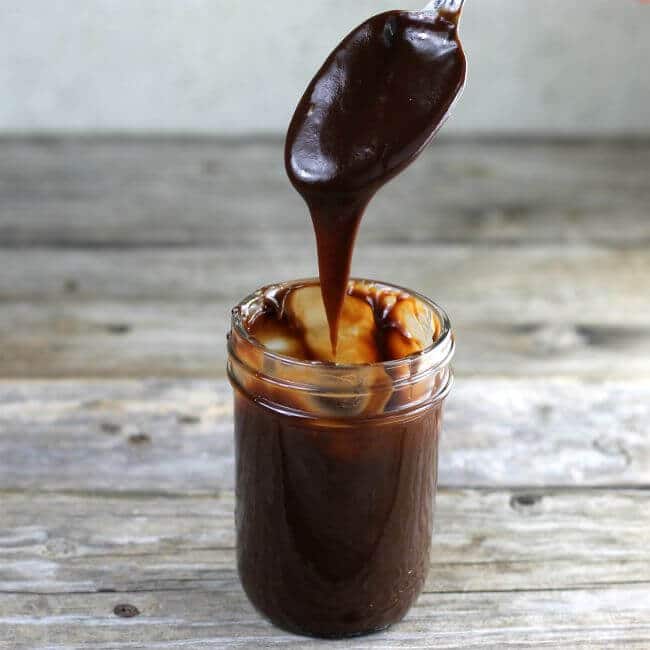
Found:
[228,279,455,638]
[248,280,441,364]
[233,387,442,638]
[286,7,466,350]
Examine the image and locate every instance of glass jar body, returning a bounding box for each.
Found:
[228,279,454,638]
[234,390,443,637]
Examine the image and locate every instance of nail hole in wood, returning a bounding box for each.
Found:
[510,494,542,509]
[106,323,131,335]
[178,414,201,424]
[114,603,140,618]
[63,278,79,293]
[100,421,121,434]
[129,432,151,445]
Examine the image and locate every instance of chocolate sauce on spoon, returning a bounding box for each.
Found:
[285,1,466,352]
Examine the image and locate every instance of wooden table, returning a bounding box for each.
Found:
[1,137,649,649]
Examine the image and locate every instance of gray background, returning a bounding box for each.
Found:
[2,0,649,135]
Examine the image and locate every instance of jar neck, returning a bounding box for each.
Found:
[227,279,454,420]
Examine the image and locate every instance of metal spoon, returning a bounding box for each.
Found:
[423,0,465,17]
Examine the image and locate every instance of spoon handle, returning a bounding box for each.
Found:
[423,0,465,15]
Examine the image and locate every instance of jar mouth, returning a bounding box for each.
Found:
[230,277,455,373]
[228,278,455,418]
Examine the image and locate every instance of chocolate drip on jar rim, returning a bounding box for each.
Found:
[228,278,455,421]
[245,278,443,365]
[285,7,466,352]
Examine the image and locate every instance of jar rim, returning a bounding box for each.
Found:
[230,277,455,373]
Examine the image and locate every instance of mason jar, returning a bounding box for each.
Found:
[227,279,454,638]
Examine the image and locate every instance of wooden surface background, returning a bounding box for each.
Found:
[1,137,649,649]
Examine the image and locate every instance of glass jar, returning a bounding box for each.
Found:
[227,279,454,638]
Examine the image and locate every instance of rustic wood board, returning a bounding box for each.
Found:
[2,138,650,648]
[4,246,650,324]
[2,139,650,380]
[2,489,650,594]
[4,293,650,379]
[3,585,649,649]
[1,489,649,648]
[1,379,648,491]
[2,138,650,248]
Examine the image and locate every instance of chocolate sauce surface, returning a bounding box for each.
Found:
[247,280,440,365]
[285,8,466,350]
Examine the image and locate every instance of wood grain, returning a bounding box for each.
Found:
[4,292,650,379]
[2,489,649,594]
[1,379,648,491]
[4,246,650,324]
[1,489,649,648]
[2,138,650,248]
[2,139,650,380]
[2,138,650,648]
[3,586,649,649]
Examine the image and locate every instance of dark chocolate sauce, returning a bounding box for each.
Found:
[234,390,441,637]
[248,280,439,364]
[285,7,466,350]
[229,278,454,636]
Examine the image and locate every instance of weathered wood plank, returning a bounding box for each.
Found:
[2,585,649,648]
[1,489,649,648]
[3,245,650,324]
[1,489,649,595]
[1,379,648,490]
[1,137,649,649]
[3,299,650,379]
[1,138,649,248]
[3,243,649,377]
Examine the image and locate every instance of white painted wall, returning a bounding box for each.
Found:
[2,1,649,134]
